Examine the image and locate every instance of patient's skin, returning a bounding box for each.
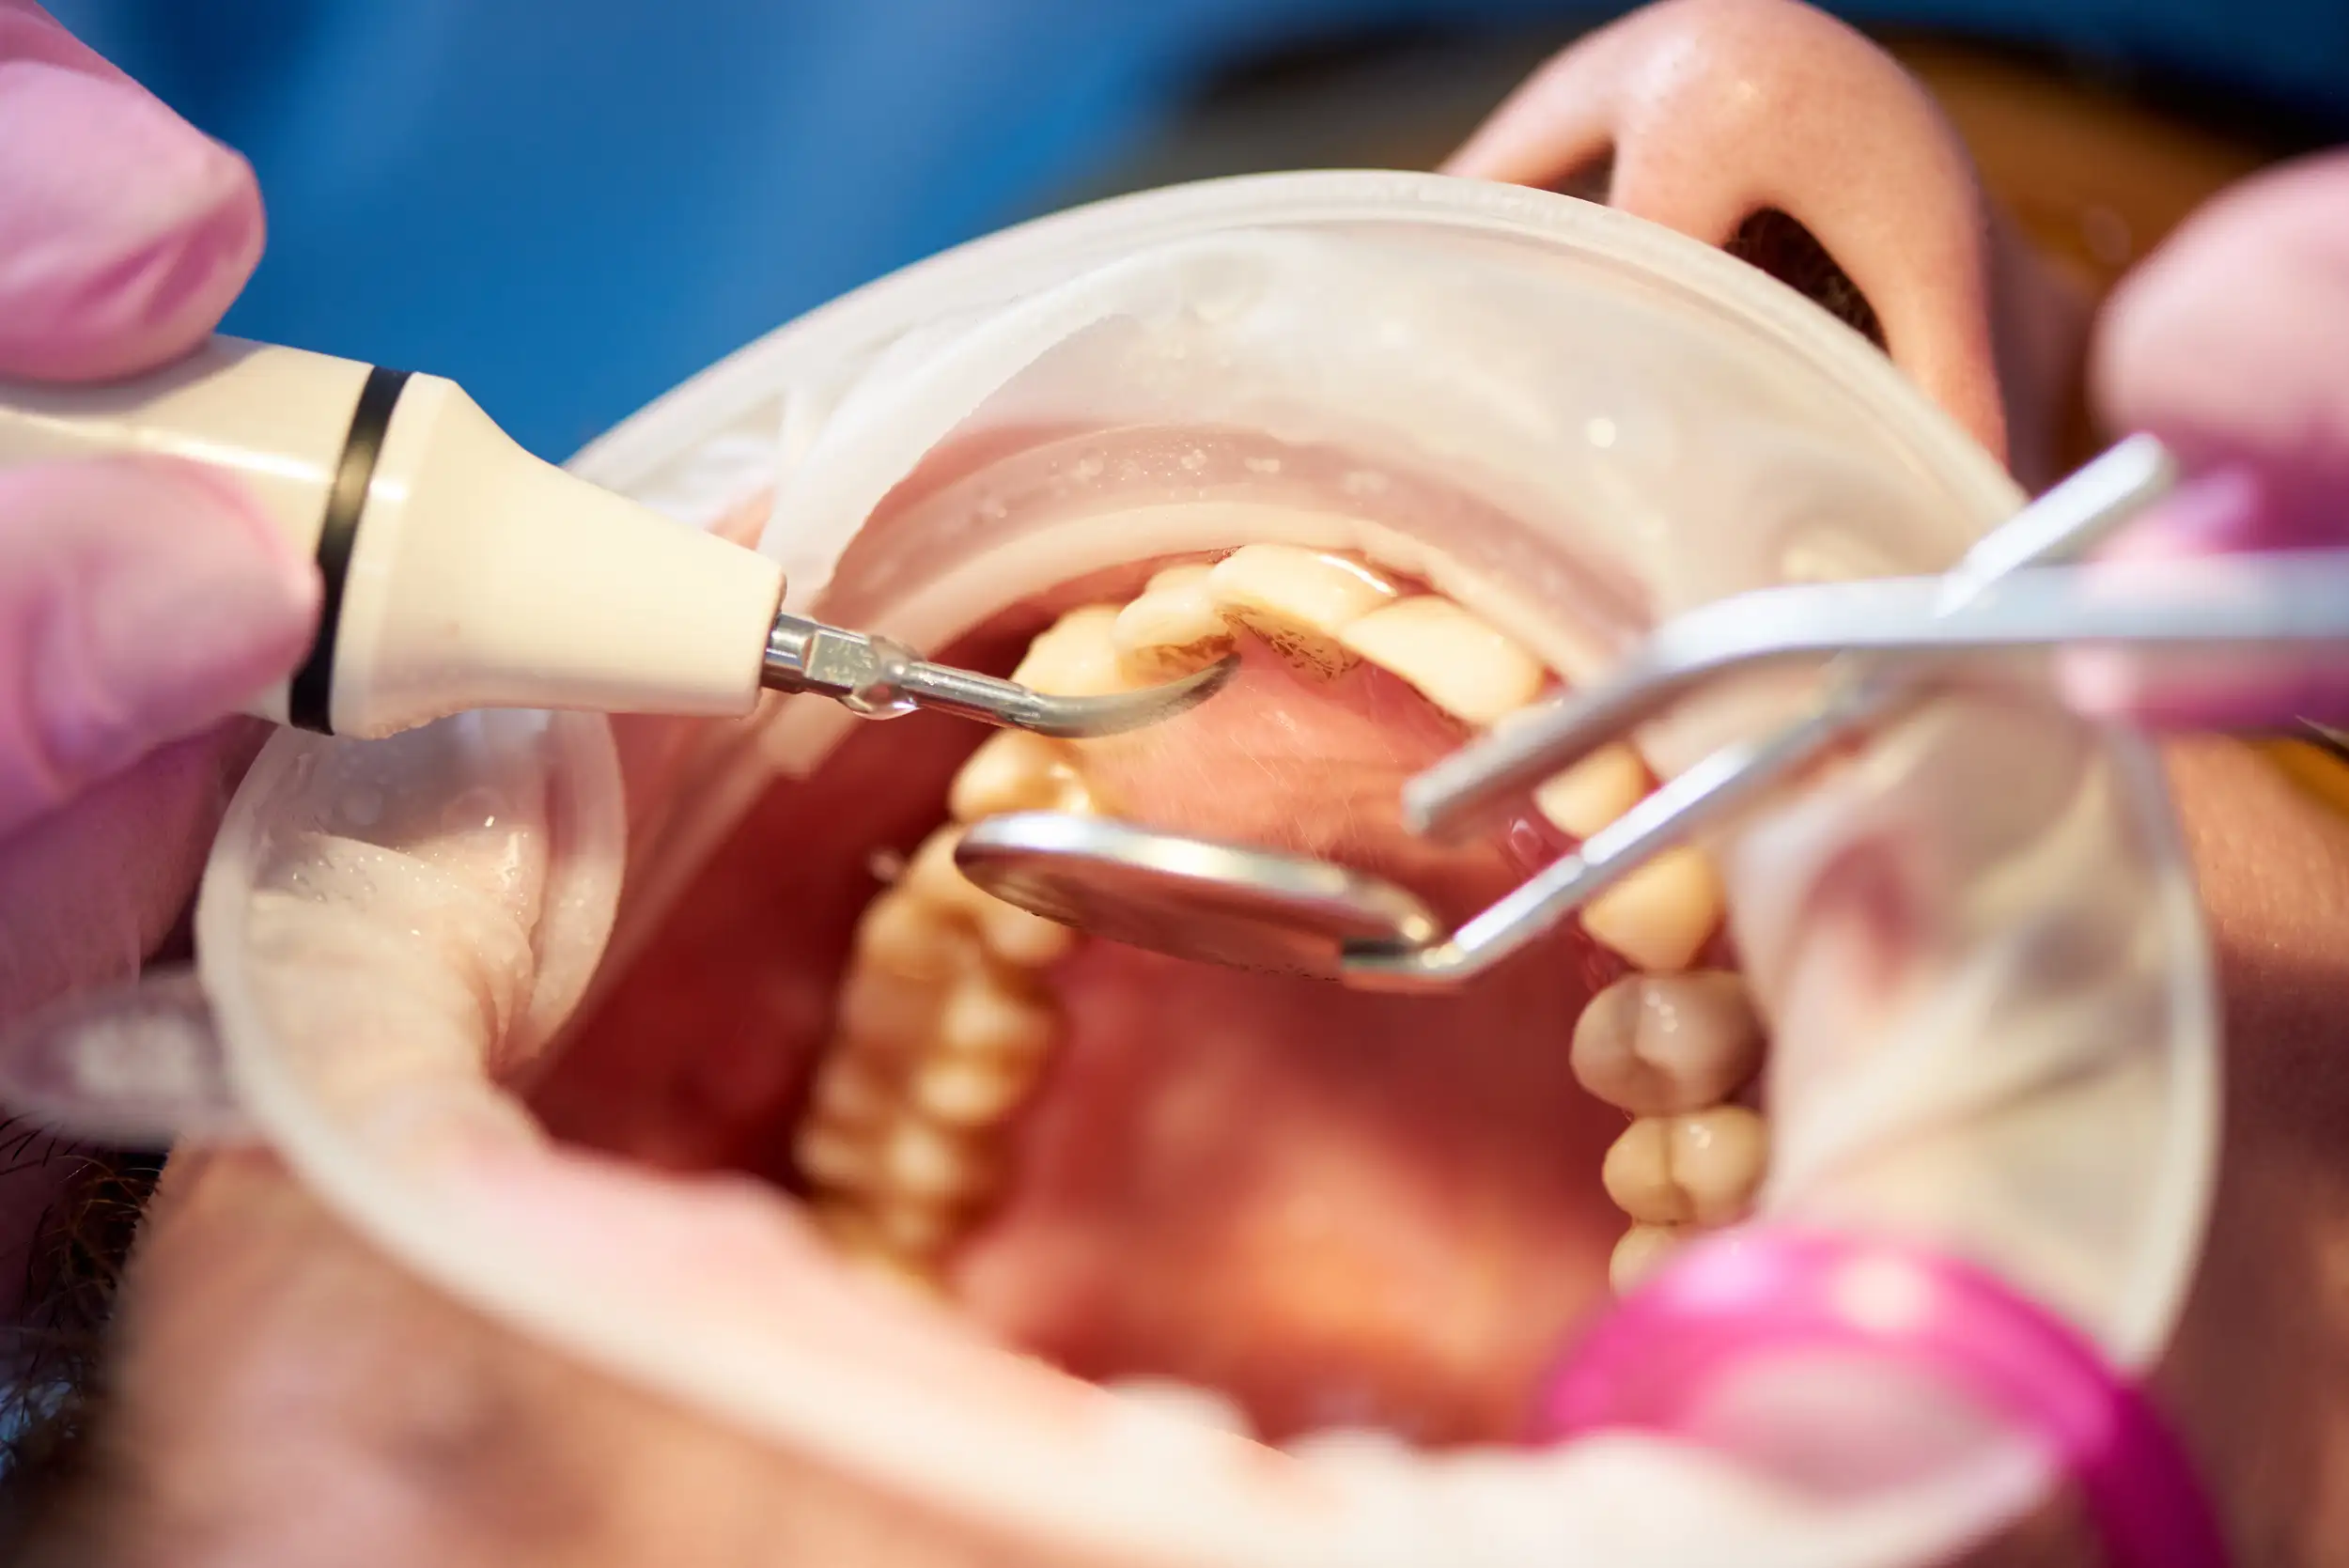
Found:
[13,5,2344,1564]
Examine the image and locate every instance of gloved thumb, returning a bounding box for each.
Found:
[2092,151,2349,556]
[0,458,318,838]
[2061,152,2349,728]
[0,0,265,379]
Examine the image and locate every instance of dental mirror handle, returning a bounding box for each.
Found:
[0,335,785,738]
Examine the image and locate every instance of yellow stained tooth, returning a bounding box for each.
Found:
[1535,742,1652,840]
[1599,1108,1769,1232]
[1335,596,1547,725]
[808,1053,895,1129]
[854,892,975,984]
[935,973,1058,1067]
[1113,566,1236,683]
[1610,1223,1686,1294]
[1571,970,1763,1115]
[879,1115,993,1203]
[1579,845,1725,972]
[1207,544,1398,677]
[1600,1117,1691,1225]
[902,826,1078,968]
[1670,1107,1768,1225]
[903,827,985,913]
[977,901,1078,967]
[794,1122,879,1193]
[1012,604,1133,696]
[833,964,946,1057]
[867,1193,962,1258]
[910,1048,1044,1127]
[949,731,1079,822]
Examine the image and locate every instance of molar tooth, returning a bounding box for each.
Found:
[908,1049,1044,1127]
[1206,544,1398,677]
[1012,604,1133,696]
[1113,563,1237,683]
[1335,596,1547,725]
[1571,970,1763,1114]
[949,731,1081,822]
[1601,1108,1769,1232]
[1609,1223,1686,1294]
[1579,846,1725,972]
[1600,1117,1690,1225]
[1669,1107,1768,1225]
[1534,742,1652,840]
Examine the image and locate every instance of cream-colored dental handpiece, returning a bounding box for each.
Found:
[0,336,784,737]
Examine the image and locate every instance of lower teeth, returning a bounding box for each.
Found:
[787,548,1774,1441]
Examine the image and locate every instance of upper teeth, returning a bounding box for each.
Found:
[794,546,1760,1301]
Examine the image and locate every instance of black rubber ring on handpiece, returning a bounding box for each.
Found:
[288,365,412,734]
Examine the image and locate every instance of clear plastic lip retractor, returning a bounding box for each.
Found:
[955,436,2186,989]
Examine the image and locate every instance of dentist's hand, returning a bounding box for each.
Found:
[0,2,318,1020]
[2062,150,2349,728]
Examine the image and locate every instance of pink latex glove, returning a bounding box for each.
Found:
[0,1,318,1026]
[2061,150,2349,728]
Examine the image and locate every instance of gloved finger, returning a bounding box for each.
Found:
[0,0,265,380]
[2061,152,2349,728]
[2092,151,2349,553]
[0,458,317,840]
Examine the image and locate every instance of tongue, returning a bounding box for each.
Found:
[952,643,1629,1447]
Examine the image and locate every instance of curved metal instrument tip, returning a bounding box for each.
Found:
[1013,653,1239,739]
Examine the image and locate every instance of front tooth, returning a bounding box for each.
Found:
[949,731,1081,822]
[1609,1223,1686,1294]
[1336,596,1546,725]
[1113,563,1237,683]
[1206,544,1398,677]
[1571,970,1763,1114]
[1012,603,1132,696]
[1579,845,1725,972]
[1534,742,1652,839]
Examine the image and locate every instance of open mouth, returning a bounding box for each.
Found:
[537,456,1777,1454]
[170,170,2211,1568]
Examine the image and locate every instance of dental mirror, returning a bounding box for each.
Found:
[954,812,1443,982]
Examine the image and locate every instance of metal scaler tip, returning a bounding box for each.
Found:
[760,612,1237,739]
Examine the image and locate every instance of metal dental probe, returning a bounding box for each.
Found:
[0,335,1231,742]
[955,435,2179,989]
